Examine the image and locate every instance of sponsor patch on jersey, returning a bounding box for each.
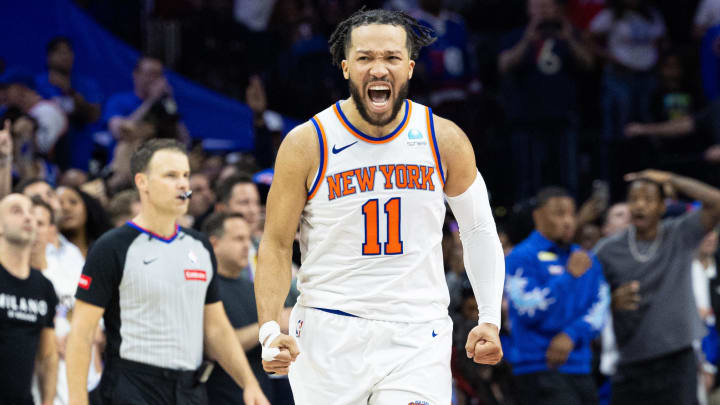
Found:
[296,320,304,337]
[78,275,92,290]
[548,265,564,275]
[408,401,430,405]
[538,251,558,261]
[184,269,207,281]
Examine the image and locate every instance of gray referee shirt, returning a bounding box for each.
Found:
[75,222,220,370]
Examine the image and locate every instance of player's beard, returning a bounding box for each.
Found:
[348,79,409,127]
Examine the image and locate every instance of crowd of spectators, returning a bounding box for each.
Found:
[2,0,720,404]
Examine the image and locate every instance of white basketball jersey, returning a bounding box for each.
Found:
[297,99,449,323]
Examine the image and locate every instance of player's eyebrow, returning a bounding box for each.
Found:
[355,49,403,55]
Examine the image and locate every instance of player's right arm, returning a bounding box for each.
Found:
[255,121,318,374]
[67,301,104,405]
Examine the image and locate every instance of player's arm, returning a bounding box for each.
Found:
[67,300,104,405]
[255,122,316,373]
[36,327,59,405]
[436,116,504,365]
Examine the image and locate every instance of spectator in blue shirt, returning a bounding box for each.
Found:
[102,56,187,191]
[505,186,609,405]
[35,37,103,172]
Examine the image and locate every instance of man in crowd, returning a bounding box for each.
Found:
[66,139,267,405]
[2,72,68,157]
[595,169,720,404]
[102,56,186,191]
[188,172,215,229]
[203,212,293,404]
[505,187,609,404]
[35,36,102,171]
[106,189,140,227]
[0,193,59,405]
[498,0,594,200]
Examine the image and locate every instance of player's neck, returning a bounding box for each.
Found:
[341,98,406,138]
[132,209,178,239]
[0,240,32,279]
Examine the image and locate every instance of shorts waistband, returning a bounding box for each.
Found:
[111,358,197,382]
[311,307,359,317]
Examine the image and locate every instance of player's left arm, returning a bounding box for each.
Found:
[36,327,59,405]
[436,115,505,365]
[203,301,270,405]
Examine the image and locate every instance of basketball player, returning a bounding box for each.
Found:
[254,9,505,405]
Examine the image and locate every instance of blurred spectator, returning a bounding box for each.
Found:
[245,75,282,169]
[498,0,593,200]
[35,36,103,172]
[188,172,216,228]
[695,0,720,38]
[566,0,606,30]
[623,98,720,186]
[589,0,666,186]
[106,189,140,227]
[700,21,720,102]
[203,212,293,405]
[409,0,475,105]
[452,286,518,405]
[103,56,188,192]
[0,119,12,198]
[601,202,631,236]
[595,170,720,404]
[234,0,277,31]
[57,186,112,258]
[0,194,59,405]
[505,187,608,405]
[2,71,68,157]
[692,229,720,404]
[29,196,103,405]
[694,229,719,324]
[215,174,262,244]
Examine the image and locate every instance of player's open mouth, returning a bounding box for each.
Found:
[367,83,391,109]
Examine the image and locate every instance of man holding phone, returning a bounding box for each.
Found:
[498,0,594,200]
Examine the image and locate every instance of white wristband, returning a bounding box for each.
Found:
[259,321,281,361]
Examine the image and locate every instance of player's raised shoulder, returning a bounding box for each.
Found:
[432,114,472,153]
[274,119,321,193]
[430,113,477,196]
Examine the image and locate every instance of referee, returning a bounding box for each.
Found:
[66,139,269,405]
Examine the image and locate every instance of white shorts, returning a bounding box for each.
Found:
[288,305,452,405]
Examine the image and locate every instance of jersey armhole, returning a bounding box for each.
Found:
[307,116,328,200]
[425,107,446,189]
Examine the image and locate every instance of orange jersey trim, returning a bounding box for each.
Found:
[308,116,328,200]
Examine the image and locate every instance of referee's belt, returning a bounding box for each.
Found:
[111,358,200,383]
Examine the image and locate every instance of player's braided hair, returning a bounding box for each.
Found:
[328,8,436,67]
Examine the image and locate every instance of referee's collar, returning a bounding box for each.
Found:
[126,221,179,243]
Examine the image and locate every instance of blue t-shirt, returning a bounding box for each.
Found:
[35,72,104,170]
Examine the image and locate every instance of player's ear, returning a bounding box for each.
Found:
[408,59,415,79]
[342,60,349,80]
[209,235,219,248]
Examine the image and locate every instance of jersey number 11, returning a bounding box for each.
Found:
[361,197,403,255]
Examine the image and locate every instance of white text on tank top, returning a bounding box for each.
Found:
[298,100,450,323]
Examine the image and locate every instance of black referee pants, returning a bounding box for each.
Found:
[515,371,598,405]
[97,359,207,405]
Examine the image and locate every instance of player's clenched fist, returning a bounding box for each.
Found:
[465,323,503,365]
[262,333,300,375]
